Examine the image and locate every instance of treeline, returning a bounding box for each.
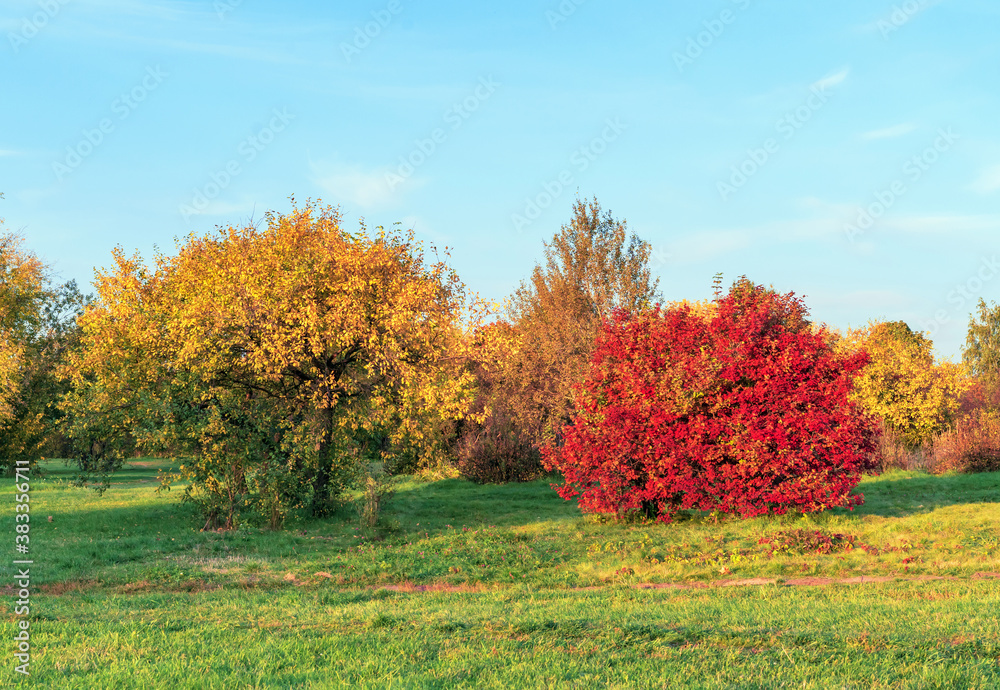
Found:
[1,196,998,528]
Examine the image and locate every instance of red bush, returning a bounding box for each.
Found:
[542,280,880,522]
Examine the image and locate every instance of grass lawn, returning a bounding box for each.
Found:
[2,459,1000,687]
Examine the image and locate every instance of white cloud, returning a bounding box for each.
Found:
[15,188,58,205]
[662,210,1000,266]
[862,123,917,140]
[181,198,261,224]
[310,160,424,210]
[857,0,948,34]
[812,289,912,312]
[664,229,753,264]
[812,68,849,91]
[879,214,1000,234]
[971,165,1000,195]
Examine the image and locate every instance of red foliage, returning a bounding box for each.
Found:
[542,281,880,522]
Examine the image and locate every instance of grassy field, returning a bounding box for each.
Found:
[3,459,1000,687]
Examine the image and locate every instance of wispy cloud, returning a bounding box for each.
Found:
[812,68,849,91]
[812,289,912,312]
[878,213,1000,233]
[310,160,423,210]
[73,0,205,21]
[862,123,917,140]
[3,0,199,21]
[663,229,754,264]
[971,165,1000,194]
[857,0,948,33]
[183,198,258,221]
[663,210,1000,265]
[2,0,321,66]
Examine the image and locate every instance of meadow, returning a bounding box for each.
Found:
[3,459,1000,688]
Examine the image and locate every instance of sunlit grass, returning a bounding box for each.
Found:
[10,460,1000,590]
[2,459,999,686]
[20,582,1000,688]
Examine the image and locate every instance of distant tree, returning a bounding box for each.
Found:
[843,321,968,449]
[0,232,45,425]
[503,197,661,447]
[0,221,88,473]
[963,299,1000,408]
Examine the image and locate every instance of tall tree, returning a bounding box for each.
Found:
[964,298,1000,407]
[503,197,661,446]
[0,232,45,424]
[0,221,87,472]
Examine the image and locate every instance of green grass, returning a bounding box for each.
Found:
[3,459,1000,687]
[21,582,1000,688]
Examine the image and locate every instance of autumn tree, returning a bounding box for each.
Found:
[0,232,45,426]
[0,220,88,473]
[843,321,968,449]
[503,197,661,447]
[61,202,474,527]
[543,279,878,522]
[453,319,542,483]
[963,299,1000,409]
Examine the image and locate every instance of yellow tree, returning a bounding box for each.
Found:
[964,299,1000,409]
[62,202,474,526]
[0,232,45,423]
[0,228,85,472]
[844,321,968,449]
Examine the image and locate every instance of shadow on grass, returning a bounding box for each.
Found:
[850,470,1000,518]
[386,474,580,535]
[32,459,997,550]
[35,457,182,486]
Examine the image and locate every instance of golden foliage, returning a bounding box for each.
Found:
[61,202,473,524]
[842,320,969,449]
[0,231,46,423]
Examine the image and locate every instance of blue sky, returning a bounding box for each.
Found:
[2,0,997,360]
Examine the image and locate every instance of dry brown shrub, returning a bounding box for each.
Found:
[871,423,933,472]
[932,409,1000,474]
[454,406,542,484]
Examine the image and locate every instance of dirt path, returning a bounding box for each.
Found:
[377,572,1000,593]
[12,571,1000,597]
